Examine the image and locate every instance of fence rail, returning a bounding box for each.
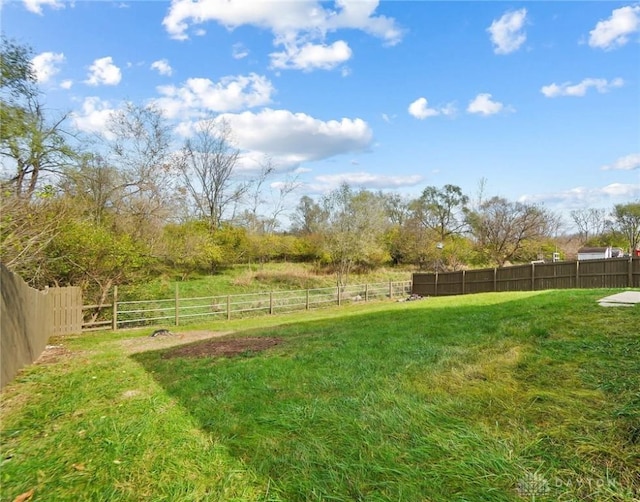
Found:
[82,280,413,331]
[412,257,640,297]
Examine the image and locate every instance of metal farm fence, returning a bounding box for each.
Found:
[82,281,413,331]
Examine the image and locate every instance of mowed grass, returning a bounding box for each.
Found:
[1,290,639,501]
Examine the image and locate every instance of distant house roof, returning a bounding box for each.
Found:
[578,247,610,253]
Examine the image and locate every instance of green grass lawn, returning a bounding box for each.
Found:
[1,290,639,501]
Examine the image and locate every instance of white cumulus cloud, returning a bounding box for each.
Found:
[408,97,455,119]
[31,51,65,83]
[163,0,402,43]
[589,5,640,50]
[271,40,352,71]
[150,59,173,76]
[487,8,527,55]
[601,153,640,171]
[176,109,373,171]
[70,97,118,138]
[162,0,402,72]
[467,93,507,115]
[60,79,73,89]
[541,77,624,97]
[214,109,373,166]
[22,0,64,14]
[153,73,274,119]
[408,97,439,119]
[84,56,122,86]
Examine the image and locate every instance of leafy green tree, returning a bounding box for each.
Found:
[60,153,124,225]
[612,201,640,253]
[393,217,438,269]
[0,190,69,285]
[0,38,79,286]
[213,224,250,265]
[321,184,389,286]
[45,218,152,307]
[0,36,36,99]
[1,37,76,199]
[161,220,223,278]
[391,185,471,270]
[411,184,469,241]
[381,192,411,227]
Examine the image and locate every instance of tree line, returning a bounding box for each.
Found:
[2,37,639,304]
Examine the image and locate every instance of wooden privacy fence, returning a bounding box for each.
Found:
[82,281,413,331]
[412,257,640,297]
[50,287,83,335]
[1,263,82,388]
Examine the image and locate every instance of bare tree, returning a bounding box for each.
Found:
[107,102,178,232]
[291,195,328,235]
[178,119,246,231]
[262,174,300,234]
[570,208,610,244]
[107,102,173,187]
[468,196,560,266]
[238,158,299,234]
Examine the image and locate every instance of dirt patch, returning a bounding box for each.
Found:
[120,330,233,355]
[35,345,72,365]
[162,336,282,360]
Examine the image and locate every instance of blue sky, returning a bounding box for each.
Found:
[3,0,640,225]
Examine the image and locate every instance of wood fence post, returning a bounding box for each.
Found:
[337,285,341,306]
[365,283,369,302]
[227,295,231,320]
[575,261,580,289]
[629,256,633,287]
[306,289,310,310]
[269,291,274,315]
[493,268,498,292]
[531,263,536,291]
[389,280,393,299]
[175,284,179,326]
[434,272,438,297]
[461,270,466,295]
[112,285,118,331]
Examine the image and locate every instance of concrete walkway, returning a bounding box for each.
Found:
[598,291,640,307]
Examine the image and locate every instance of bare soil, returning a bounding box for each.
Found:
[119,330,282,359]
[34,345,72,365]
[162,336,282,359]
[120,330,233,354]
